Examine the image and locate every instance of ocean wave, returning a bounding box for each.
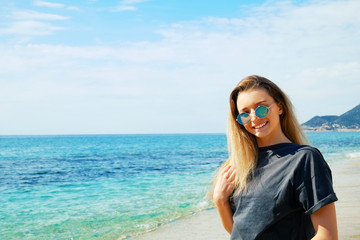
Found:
[346,151,360,159]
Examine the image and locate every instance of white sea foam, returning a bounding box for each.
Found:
[346,151,360,159]
[196,200,211,209]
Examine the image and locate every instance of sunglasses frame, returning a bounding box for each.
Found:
[236,103,274,125]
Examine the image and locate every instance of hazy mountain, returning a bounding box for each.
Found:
[302,104,360,131]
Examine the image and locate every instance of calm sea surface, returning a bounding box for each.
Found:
[1,132,359,239]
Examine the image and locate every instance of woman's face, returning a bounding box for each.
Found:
[236,88,284,146]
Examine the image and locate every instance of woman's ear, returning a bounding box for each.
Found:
[277,103,283,115]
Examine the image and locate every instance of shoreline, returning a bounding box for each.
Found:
[129,158,360,240]
[303,129,360,132]
[128,208,228,240]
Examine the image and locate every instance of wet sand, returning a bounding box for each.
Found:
[131,158,360,240]
[130,209,228,240]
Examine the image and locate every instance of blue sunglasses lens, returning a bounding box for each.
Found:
[255,105,269,118]
[237,113,250,125]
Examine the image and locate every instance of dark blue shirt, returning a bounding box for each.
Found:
[230,143,338,240]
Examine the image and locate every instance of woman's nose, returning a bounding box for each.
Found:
[249,109,258,122]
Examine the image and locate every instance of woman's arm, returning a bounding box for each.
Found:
[311,202,338,240]
[213,165,236,234]
[215,197,234,234]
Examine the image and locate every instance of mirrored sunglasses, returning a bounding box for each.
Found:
[236,104,274,125]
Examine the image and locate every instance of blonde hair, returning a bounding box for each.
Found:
[210,75,308,199]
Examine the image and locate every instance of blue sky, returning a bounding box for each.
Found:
[0,0,359,135]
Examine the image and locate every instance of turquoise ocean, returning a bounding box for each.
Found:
[1,132,359,239]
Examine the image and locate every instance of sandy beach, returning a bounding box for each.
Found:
[131,158,360,240]
[130,209,228,240]
[331,158,360,239]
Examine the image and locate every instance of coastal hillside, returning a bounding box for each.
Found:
[302,104,360,131]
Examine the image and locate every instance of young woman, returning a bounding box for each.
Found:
[211,75,338,239]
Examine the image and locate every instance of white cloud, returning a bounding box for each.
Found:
[205,17,244,27]
[121,0,147,4]
[113,0,147,11]
[0,20,66,35]
[34,0,65,8]
[0,0,359,134]
[66,6,80,11]
[11,10,69,20]
[0,10,69,36]
[114,5,137,11]
[33,0,79,11]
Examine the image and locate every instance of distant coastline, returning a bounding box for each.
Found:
[303,128,360,132]
[302,104,360,132]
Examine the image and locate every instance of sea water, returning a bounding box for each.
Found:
[0,132,359,239]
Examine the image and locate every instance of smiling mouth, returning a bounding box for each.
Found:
[253,122,268,129]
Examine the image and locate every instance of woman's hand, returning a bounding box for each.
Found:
[213,164,236,205]
[213,164,236,234]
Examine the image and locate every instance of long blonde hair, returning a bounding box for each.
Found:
[210,75,308,198]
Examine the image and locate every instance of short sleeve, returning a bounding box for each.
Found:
[294,147,338,215]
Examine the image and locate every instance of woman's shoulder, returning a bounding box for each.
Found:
[259,143,326,166]
[295,144,323,158]
[292,145,330,171]
[260,143,320,155]
[271,143,326,165]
